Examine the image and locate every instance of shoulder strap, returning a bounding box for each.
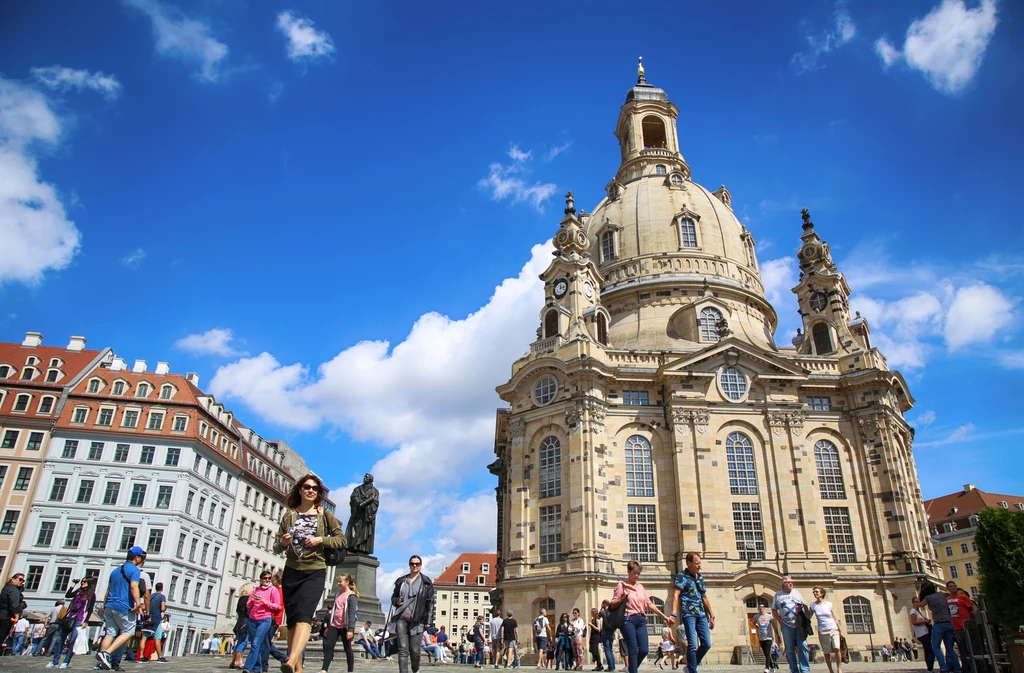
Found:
[120,563,131,583]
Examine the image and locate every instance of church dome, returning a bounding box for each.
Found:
[579,66,777,351]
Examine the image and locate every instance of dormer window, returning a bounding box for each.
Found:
[699,307,724,342]
[38,396,54,414]
[601,229,616,263]
[679,218,698,248]
[88,379,100,393]
[670,173,684,186]
[160,385,173,400]
[113,381,126,395]
[136,383,150,397]
[461,562,470,573]
[481,563,490,573]
[457,575,466,585]
[13,394,30,412]
[999,501,1008,508]
[0,365,9,378]
[46,369,60,382]
[50,358,60,367]
[21,367,36,380]
[26,356,38,366]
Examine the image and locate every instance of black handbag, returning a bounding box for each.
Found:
[320,509,347,566]
[603,586,628,631]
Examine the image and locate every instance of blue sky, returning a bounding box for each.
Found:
[2,0,1022,588]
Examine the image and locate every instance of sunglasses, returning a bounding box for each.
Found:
[300,484,319,491]
[409,562,421,567]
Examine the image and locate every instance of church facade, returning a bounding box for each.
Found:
[490,64,936,661]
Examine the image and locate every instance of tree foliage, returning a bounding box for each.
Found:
[976,506,1024,631]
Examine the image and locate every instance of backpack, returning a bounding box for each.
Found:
[534,616,547,637]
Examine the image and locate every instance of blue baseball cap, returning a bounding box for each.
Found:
[129,546,147,557]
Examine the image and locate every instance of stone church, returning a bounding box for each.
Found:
[490,63,935,661]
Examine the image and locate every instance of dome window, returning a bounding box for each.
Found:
[543,310,560,339]
[533,377,558,407]
[699,307,724,342]
[812,322,834,355]
[719,367,748,402]
[596,313,609,345]
[600,229,617,263]
[679,218,698,248]
[655,165,667,175]
[670,174,684,186]
[641,115,667,149]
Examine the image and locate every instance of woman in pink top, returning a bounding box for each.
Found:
[610,561,674,673]
[246,571,283,673]
[322,574,359,673]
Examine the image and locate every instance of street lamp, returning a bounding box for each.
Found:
[187,614,195,656]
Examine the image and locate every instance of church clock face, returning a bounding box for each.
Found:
[810,292,828,312]
[583,282,594,299]
[553,279,568,299]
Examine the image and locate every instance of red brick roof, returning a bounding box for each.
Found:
[0,341,105,416]
[924,486,1024,527]
[435,553,498,587]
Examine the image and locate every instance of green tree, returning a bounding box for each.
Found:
[976,506,1024,630]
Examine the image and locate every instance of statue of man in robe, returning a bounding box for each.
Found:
[346,473,379,555]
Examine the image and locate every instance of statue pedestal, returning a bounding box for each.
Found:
[338,554,386,628]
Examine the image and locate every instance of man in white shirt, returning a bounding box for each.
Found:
[490,611,504,668]
[772,577,808,673]
[201,636,212,655]
[534,609,550,669]
[12,616,30,655]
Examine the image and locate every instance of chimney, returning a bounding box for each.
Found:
[186,372,201,387]
[132,360,148,374]
[963,484,975,494]
[22,332,43,348]
[155,362,170,376]
[66,336,87,352]
[110,357,127,372]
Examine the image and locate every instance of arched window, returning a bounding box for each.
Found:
[136,383,149,397]
[596,313,609,345]
[161,385,173,400]
[726,432,757,495]
[744,596,770,609]
[600,229,616,262]
[539,598,556,615]
[13,394,30,412]
[646,597,666,635]
[699,307,723,342]
[680,218,698,248]
[814,440,846,499]
[641,116,667,149]
[46,369,59,382]
[843,596,874,633]
[625,436,654,497]
[539,436,561,499]
[544,310,559,339]
[812,322,833,354]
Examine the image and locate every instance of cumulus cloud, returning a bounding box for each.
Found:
[210,243,549,548]
[31,66,123,100]
[478,145,557,211]
[174,327,243,357]
[0,77,82,286]
[121,248,146,268]
[873,0,998,94]
[124,0,229,82]
[792,7,857,74]
[277,11,335,61]
[944,283,1015,350]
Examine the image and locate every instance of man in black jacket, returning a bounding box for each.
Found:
[389,555,436,673]
[0,573,26,652]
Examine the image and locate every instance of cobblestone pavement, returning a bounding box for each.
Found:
[0,656,931,673]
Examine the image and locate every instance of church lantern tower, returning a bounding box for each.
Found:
[491,61,935,663]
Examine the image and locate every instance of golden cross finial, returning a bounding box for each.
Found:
[637,56,646,84]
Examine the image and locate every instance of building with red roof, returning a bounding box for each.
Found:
[432,553,498,638]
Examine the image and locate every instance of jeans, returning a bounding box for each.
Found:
[681,614,712,673]
[50,623,81,666]
[557,638,573,670]
[359,637,382,658]
[12,633,26,655]
[621,615,650,673]
[600,631,617,671]
[932,622,960,673]
[917,634,935,672]
[396,619,422,673]
[245,617,274,673]
[780,624,809,673]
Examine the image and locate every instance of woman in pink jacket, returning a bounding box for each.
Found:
[246,571,283,673]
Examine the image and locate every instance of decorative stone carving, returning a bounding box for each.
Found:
[768,411,788,435]
[767,410,805,436]
[566,403,583,434]
[507,417,525,442]
[859,413,883,437]
[670,408,710,434]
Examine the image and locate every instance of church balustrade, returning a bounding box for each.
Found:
[530,335,564,354]
[605,350,665,367]
[799,357,841,375]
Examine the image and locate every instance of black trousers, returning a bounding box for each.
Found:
[323,625,354,672]
[760,640,775,670]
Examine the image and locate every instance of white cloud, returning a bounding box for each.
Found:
[916,424,1024,447]
[433,492,498,552]
[999,351,1024,369]
[0,77,81,286]
[944,283,1015,350]
[873,0,998,94]
[914,410,937,427]
[276,11,335,62]
[547,142,571,160]
[124,0,229,82]
[121,247,146,268]
[792,8,857,74]
[760,257,798,308]
[375,552,451,604]
[478,146,557,212]
[31,66,122,100]
[210,243,550,548]
[174,327,242,357]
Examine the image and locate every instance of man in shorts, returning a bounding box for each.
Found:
[534,609,550,668]
[95,546,145,670]
[490,610,505,668]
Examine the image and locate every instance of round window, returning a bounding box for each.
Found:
[670,174,683,186]
[533,376,558,406]
[719,367,748,402]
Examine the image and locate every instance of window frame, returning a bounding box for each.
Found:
[538,436,562,499]
[625,435,654,497]
[626,504,658,562]
[726,432,758,495]
[814,439,847,500]
[538,503,562,564]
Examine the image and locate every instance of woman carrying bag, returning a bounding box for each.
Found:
[246,571,284,673]
[50,577,96,668]
[231,583,254,670]
[275,473,346,673]
[609,561,673,673]
[321,573,359,673]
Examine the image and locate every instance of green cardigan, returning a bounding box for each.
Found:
[274,507,346,571]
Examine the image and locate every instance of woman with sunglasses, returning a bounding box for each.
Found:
[610,561,674,673]
[275,474,347,673]
[246,571,284,673]
[389,555,436,673]
[49,576,96,668]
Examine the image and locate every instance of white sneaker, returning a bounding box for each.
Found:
[46,664,57,669]
[59,665,69,670]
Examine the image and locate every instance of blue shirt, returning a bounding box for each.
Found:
[674,570,707,616]
[149,592,166,622]
[106,562,141,613]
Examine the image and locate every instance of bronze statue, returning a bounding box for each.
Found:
[346,473,379,555]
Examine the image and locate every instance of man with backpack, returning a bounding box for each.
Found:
[534,609,550,668]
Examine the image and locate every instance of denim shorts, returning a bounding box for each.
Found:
[102,608,136,638]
